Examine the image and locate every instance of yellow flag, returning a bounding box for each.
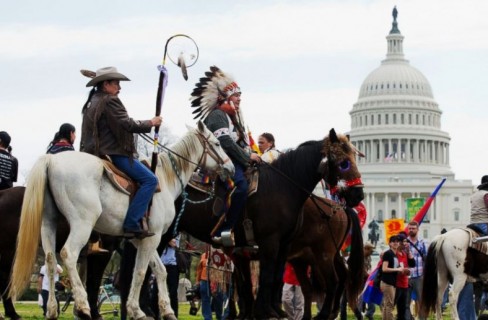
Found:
[384,218,405,243]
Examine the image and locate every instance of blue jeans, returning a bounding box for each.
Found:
[110,155,158,231]
[458,282,476,320]
[200,280,228,320]
[473,223,488,235]
[218,163,247,235]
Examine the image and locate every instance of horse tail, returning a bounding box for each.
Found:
[345,206,365,310]
[419,235,443,317]
[9,155,51,300]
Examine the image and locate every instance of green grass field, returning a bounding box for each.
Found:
[2,301,454,319]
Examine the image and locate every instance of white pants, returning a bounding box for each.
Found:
[282,283,304,320]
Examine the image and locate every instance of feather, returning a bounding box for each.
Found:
[80,69,96,78]
[177,52,188,81]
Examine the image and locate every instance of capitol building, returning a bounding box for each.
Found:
[348,8,474,245]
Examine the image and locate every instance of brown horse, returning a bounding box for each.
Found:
[119,128,364,319]
[288,197,364,320]
[0,187,119,320]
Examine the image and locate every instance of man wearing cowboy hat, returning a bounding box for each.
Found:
[80,66,163,239]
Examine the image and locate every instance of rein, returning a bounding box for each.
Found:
[260,161,339,210]
[151,131,226,237]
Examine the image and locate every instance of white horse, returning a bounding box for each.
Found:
[9,121,234,320]
[420,227,488,320]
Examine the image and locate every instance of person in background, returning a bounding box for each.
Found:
[80,66,162,239]
[380,235,406,320]
[282,262,304,320]
[0,131,17,190]
[196,247,232,320]
[406,220,428,320]
[46,123,76,154]
[38,264,63,317]
[152,236,180,318]
[395,233,415,320]
[258,132,280,163]
[470,175,488,234]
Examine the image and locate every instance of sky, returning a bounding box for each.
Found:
[2,0,487,185]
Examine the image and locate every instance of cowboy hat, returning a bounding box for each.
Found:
[85,67,130,87]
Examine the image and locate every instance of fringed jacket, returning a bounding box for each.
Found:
[80,91,152,158]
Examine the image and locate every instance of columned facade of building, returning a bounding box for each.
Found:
[348,8,473,248]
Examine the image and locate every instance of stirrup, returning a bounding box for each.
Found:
[220,230,235,247]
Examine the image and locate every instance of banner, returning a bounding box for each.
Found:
[405,198,425,222]
[384,218,405,243]
[404,178,446,232]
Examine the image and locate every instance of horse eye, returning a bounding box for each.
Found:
[215,142,220,147]
[338,160,351,172]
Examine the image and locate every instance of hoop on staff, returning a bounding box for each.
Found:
[151,34,199,172]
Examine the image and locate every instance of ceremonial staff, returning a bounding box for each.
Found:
[151,34,199,173]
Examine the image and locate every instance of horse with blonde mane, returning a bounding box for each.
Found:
[9,121,234,320]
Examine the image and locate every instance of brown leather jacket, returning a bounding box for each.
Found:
[80,91,153,158]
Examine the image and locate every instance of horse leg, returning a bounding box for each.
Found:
[254,239,280,319]
[271,248,288,319]
[313,258,339,320]
[86,250,113,320]
[232,253,254,319]
[327,255,347,320]
[148,252,176,320]
[41,196,62,320]
[59,225,95,319]
[291,259,313,320]
[0,269,20,320]
[126,239,163,320]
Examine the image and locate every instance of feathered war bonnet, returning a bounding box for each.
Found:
[190,66,241,121]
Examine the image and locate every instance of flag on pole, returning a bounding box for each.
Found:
[362,261,383,305]
[404,177,446,232]
[247,128,261,155]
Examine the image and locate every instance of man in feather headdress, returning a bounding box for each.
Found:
[190,66,261,245]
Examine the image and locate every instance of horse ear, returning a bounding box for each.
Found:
[346,134,350,141]
[329,128,338,143]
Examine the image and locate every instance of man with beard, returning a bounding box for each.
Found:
[406,221,428,320]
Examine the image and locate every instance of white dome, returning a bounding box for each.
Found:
[358,61,433,99]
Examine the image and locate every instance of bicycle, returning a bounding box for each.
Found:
[97,278,120,316]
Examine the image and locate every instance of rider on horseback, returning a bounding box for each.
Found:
[80,67,163,239]
[190,66,261,245]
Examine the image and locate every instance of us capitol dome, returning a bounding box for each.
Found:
[348,7,473,243]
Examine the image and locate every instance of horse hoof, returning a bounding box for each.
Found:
[163,313,177,320]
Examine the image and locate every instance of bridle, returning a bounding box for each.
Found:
[193,130,231,178]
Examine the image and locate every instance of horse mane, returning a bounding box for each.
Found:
[261,139,325,193]
[157,130,200,188]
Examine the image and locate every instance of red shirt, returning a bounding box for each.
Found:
[283,262,300,285]
[396,250,409,288]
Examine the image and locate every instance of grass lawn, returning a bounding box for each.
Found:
[3,301,452,319]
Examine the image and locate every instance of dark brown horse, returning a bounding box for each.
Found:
[0,187,119,320]
[119,128,364,319]
[288,197,364,320]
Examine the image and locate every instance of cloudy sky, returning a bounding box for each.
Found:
[2,0,487,185]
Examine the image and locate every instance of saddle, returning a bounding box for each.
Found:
[188,167,260,247]
[101,157,161,197]
[465,226,488,255]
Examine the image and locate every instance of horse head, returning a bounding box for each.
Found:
[192,121,235,180]
[319,128,364,207]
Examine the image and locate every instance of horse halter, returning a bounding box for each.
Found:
[324,152,364,197]
[194,131,230,177]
